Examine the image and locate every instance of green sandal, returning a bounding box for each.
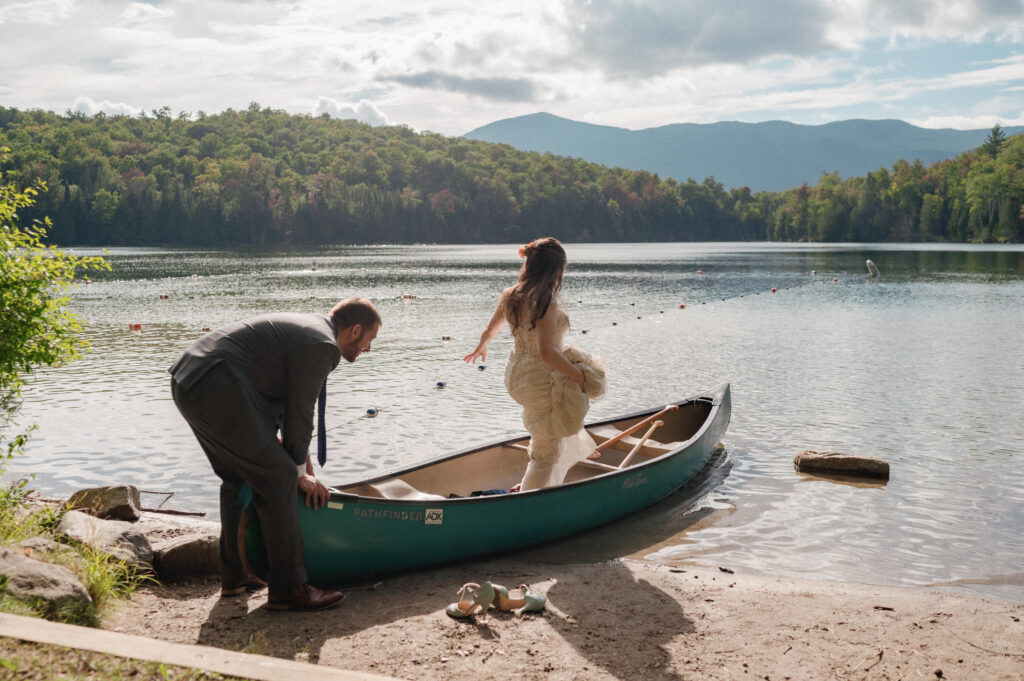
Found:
[492,583,546,615]
[445,582,496,619]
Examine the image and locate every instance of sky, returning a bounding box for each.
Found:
[1,0,1023,137]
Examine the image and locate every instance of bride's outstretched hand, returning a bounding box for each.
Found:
[463,346,487,364]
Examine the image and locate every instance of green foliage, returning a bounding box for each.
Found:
[0,106,746,245]
[0,145,131,628]
[0,107,1022,244]
[1,146,108,459]
[980,124,1007,160]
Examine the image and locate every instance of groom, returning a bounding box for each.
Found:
[169,297,381,611]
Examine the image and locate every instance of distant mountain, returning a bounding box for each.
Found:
[464,113,1023,192]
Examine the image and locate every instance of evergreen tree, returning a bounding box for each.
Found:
[980,124,1006,159]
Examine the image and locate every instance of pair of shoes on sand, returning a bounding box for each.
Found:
[445,581,546,619]
[221,575,345,611]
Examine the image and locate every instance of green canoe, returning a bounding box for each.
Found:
[241,382,731,585]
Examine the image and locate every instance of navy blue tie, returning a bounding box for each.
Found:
[317,380,327,467]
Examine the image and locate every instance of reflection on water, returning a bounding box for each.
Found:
[7,243,1024,600]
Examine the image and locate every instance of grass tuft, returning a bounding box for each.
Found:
[0,478,154,626]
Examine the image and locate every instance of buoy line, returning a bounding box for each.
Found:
[568,273,845,334]
[307,271,852,439]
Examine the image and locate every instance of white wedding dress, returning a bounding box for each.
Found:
[503,301,607,490]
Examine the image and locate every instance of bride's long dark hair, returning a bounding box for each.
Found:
[503,237,567,330]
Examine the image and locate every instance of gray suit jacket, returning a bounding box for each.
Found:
[169,313,341,465]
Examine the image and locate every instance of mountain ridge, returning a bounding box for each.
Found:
[464,113,1022,192]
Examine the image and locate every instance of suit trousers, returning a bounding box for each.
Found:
[171,364,307,592]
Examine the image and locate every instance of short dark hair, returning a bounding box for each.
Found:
[330,297,381,331]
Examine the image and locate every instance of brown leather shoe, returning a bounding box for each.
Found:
[220,575,268,597]
[267,583,345,611]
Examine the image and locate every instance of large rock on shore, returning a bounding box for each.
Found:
[67,485,142,521]
[56,510,153,569]
[794,450,890,479]
[0,546,91,611]
[152,532,219,582]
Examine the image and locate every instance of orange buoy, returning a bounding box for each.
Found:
[833,278,838,283]
[203,327,211,332]
[771,287,777,293]
[679,303,686,309]
[129,323,142,330]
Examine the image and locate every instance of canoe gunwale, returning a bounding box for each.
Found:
[327,382,731,506]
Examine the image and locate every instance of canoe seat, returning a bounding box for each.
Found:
[343,479,447,501]
[587,425,681,455]
[573,459,619,472]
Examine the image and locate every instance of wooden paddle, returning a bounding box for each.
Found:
[588,404,678,458]
[617,420,663,469]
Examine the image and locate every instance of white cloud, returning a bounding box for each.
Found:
[917,54,1024,90]
[314,97,392,126]
[0,0,73,25]
[850,0,1024,40]
[908,112,1024,129]
[119,1,174,25]
[71,96,141,117]
[558,0,838,78]
[0,0,1022,136]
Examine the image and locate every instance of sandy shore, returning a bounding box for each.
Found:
[108,555,1023,681]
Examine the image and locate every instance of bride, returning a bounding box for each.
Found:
[464,237,606,490]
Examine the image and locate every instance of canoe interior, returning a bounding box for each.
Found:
[335,397,716,501]
[241,384,729,585]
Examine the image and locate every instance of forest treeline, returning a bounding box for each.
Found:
[1,103,1021,245]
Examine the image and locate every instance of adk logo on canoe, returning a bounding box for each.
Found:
[425,508,444,525]
[623,473,648,489]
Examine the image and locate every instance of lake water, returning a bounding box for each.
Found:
[6,242,1023,600]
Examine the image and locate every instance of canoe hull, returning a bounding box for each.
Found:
[243,383,731,585]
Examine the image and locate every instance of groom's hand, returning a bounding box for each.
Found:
[298,473,330,509]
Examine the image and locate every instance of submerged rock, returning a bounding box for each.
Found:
[794,450,890,479]
[67,484,142,521]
